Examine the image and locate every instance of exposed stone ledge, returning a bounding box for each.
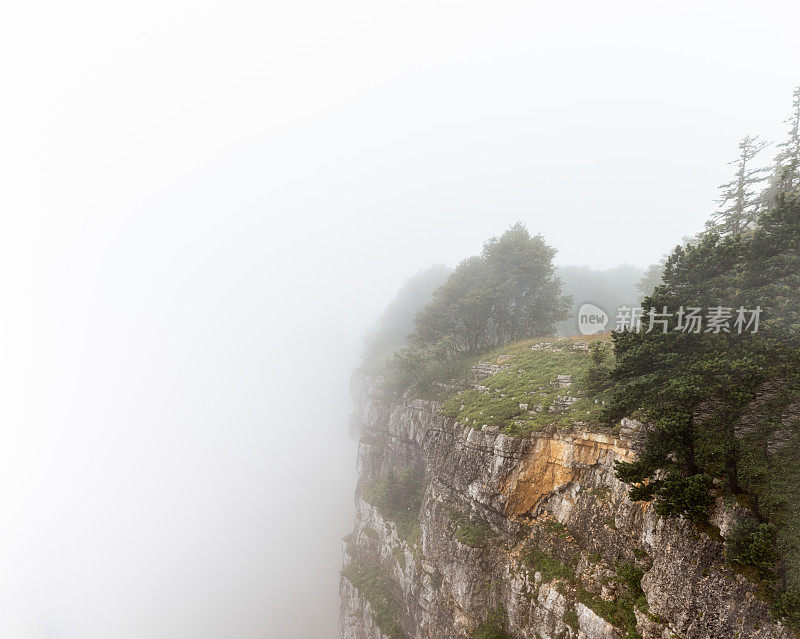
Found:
[341,375,794,639]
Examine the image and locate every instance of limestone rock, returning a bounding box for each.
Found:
[341,371,791,639]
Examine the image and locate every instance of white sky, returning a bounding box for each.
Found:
[1,1,798,638]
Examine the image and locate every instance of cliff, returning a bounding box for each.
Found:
[339,339,794,639]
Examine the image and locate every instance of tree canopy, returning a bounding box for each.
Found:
[555,264,643,337]
[604,191,800,623]
[381,223,570,394]
[361,264,451,371]
[411,223,570,358]
[707,135,770,235]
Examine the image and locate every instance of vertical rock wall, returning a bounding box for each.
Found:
[339,373,793,639]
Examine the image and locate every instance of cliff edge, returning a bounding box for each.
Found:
[339,339,793,639]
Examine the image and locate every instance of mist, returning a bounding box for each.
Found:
[1,1,799,638]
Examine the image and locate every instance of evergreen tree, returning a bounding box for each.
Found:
[555,264,643,337]
[770,85,800,194]
[636,257,667,300]
[606,192,800,623]
[707,135,769,235]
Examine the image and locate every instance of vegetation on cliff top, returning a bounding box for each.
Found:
[372,223,572,396]
[605,192,800,624]
[440,335,612,436]
[354,84,800,630]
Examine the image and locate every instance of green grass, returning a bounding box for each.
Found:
[472,624,515,639]
[524,550,576,583]
[544,519,569,539]
[456,522,497,548]
[563,608,579,629]
[471,605,513,639]
[342,562,408,639]
[574,563,645,639]
[441,336,610,437]
[449,509,499,548]
[362,469,424,545]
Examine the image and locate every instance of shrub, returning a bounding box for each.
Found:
[430,569,443,590]
[362,469,424,544]
[343,532,356,556]
[573,563,645,639]
[545,520,568,538]
[652,473,715,522]
[524,551,575,583]
[563,608,579,629]
[577,586,642,639]
[342,562,408,639]
[472,605,513,639]
[616,563,645,599]
[456,521,497,548]
[725,517,778,576]
[472,624,514,639]
[773,588,800,628]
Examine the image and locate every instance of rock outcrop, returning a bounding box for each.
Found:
[339,371,793,639]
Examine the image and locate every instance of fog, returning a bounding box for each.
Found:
[1,1,798,638]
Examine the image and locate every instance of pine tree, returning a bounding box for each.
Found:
[771,85,800,194]
[707,135,769,235]
[606,193,800,623]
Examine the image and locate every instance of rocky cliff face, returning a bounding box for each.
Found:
[339,369,793,639]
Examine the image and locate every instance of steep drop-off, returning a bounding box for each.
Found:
[339,340,793,639]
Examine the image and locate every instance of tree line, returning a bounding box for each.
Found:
[386,223,570,392]
[635,85,800,290]
[708,86,800,235]
[604,85,800,626]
